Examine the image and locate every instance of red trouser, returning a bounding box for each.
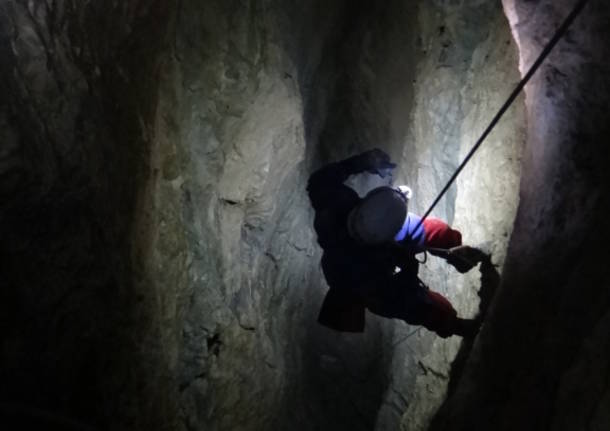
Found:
[422,218,462,249]
[420,218,463,337]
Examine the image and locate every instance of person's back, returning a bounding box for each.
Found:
[307,149,483,337]
[308,154,399,330]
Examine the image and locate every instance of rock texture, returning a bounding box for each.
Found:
[0,1,175,429]
[429,1,610,430]
[7,1,607,431]
[389,3,525,430]
[170,2,339,429]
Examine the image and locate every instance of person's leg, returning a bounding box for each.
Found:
[399,284,480,338]
[365,271,480,338]
[418,289,458,337]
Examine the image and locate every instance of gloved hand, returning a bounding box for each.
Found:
[451,317,482,338]
[357,148,396,178]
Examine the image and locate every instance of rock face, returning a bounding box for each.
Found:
[0,1,175,429]
[2,1,606,431]
[394,2,525,430]
[429,1,610,430]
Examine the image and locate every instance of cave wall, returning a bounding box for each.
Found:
[0,1,388,429]
[430,1,610,430]
[168,2,407,429]
[161,0,526,429]
[0,1,538,430]
[395,2,525,430]
[0,1,175,429]
[168,1,342,429]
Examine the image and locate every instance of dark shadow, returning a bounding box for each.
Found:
[296,319,390,431]
[445,257,501,398]
[0,403,98,431]
[0,2,173,429]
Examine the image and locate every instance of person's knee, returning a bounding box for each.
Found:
[416,290,458,337]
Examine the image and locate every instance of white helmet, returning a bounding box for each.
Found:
[347,186,408,244]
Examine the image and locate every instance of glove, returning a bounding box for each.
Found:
[451,317,482,338]
[357,148,396,178]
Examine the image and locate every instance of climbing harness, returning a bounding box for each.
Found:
[414,0,591,233]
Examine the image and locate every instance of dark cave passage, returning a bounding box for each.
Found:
[1,1,609,431]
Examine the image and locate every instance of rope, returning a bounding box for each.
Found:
[413,0,591,232]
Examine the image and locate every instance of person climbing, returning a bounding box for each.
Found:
[307,148,487,338]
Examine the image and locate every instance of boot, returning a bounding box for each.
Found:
[452,317,481,338]
[446,245,489,273]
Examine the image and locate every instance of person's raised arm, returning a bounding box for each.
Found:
[307,149,395,210]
